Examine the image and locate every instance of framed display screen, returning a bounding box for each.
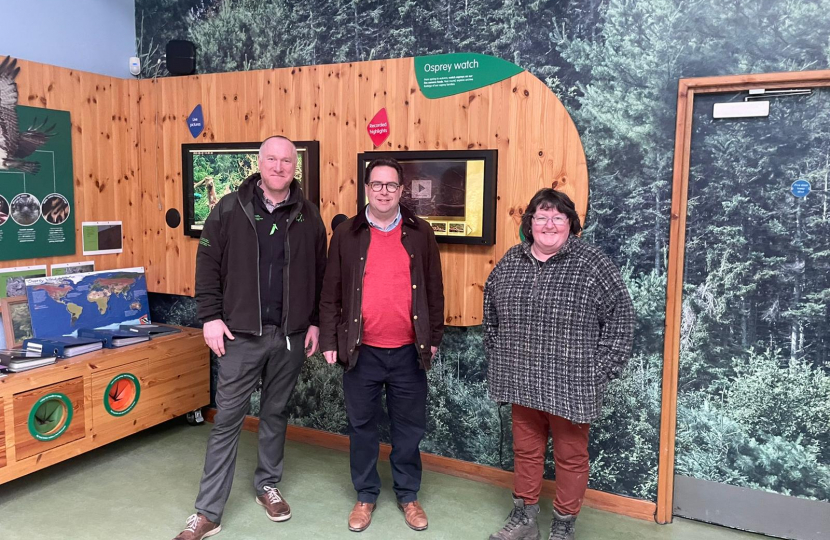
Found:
[357,150,497,245]
[181,141,320,238]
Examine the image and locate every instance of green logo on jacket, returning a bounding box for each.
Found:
[199,238,211,247]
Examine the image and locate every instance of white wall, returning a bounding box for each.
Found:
[0,0,135,78]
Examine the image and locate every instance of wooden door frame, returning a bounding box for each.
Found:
[656,69,830,524]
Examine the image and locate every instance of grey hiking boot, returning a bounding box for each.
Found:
[548,508,577,540]
[489,496,541,540]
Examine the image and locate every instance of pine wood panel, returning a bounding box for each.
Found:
[0,60,143,274]
[4,57,587,324]
[13,376,85,461]
[138,59,588,324]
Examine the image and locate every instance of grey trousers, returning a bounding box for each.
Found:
[194,326,306,523]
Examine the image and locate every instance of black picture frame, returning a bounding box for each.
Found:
[181,140,320,238]
[356,150,498,245]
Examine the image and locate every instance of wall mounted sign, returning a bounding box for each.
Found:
[367,108,390,147]
[791,179,811,198]
[0,107,76,261]
[414,53,524,99]
[82,221,123,255]
[188,104,205,138]
[50,261,95,276]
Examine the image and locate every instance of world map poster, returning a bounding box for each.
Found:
[24,267,149,338]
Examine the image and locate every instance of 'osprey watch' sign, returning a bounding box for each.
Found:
[414,53,524,99]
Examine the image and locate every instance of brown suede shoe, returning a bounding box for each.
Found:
[398,501,428,531]
[348,501,376,532]
[173,513,221,540]
[256,486,291,522]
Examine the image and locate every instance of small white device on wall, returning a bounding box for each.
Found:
[129,57,141,76]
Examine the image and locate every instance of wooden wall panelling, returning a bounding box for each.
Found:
[132,58,587,326]
[160,75,188,293]
[323,62,356,223]
[137,78,162,292]
[0,60,143,274]
[6,59,587,326]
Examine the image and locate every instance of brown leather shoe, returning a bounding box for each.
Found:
[173,513,221,540]
[256,486,291,522]
[398,500,428,531]
[348,501,376,532]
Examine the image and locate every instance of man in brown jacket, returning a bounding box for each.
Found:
[320,158,444,533]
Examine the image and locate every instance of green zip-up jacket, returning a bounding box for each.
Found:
[195,174,327,336]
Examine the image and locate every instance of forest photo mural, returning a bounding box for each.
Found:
[140,0,830,502]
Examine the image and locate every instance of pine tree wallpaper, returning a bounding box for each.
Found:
[143,0,830,503]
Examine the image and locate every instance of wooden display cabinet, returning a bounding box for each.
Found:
[0,327,209,484]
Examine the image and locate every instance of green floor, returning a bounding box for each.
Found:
[0,420,764,540]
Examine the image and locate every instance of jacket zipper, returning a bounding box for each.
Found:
[239,194,263,337]
[282,200,303,336]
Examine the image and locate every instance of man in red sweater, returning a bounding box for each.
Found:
[320,158,444,533]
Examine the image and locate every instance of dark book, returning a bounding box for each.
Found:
[118,323,182,337]
[0,348,58,372]
[78,328,151,349]
[24,336,104,358]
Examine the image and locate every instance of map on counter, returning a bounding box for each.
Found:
[24,267,150,338]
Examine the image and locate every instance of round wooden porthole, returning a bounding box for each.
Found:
[28,393,73,441]
[104,373,141,416]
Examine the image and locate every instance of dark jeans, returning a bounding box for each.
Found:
[343,343,427,504]
[194,326,306,523]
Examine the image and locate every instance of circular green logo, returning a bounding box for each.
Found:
[28,393,73,441]
[104,373,141,417]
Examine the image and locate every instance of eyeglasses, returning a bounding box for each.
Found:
[532,215,568,226]
[368,182,401,193]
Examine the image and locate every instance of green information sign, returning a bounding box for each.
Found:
[414,53,524,99]
[82,224,99,251]
[0,106,75,261]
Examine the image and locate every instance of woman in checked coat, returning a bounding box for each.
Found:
[485,188,634,540]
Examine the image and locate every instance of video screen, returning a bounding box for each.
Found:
[357,150,496,245]
[182,141,319,238]
[188,148,259,231]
